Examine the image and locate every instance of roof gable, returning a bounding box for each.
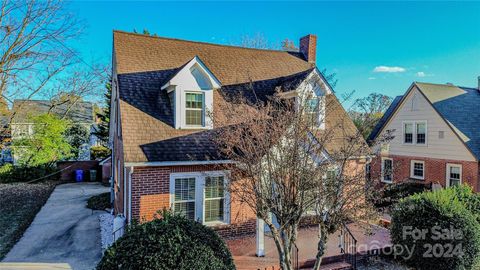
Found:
[161,56,222,91]
[369,82,480,160]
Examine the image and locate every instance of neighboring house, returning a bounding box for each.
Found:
[10,100,98,161]
[110,31,368,244]
[368,80,480,191]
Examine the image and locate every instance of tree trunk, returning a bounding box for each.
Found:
[312,225,328,270]
[265,220,295,270]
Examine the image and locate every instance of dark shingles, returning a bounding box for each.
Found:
[367,95,403,143]
[432,87,480,159]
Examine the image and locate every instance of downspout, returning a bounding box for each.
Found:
[123,166,127,218]
[128,167,133,224]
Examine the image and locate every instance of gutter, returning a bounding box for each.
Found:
[124,160,235,167]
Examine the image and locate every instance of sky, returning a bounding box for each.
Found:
[68,1,480,108]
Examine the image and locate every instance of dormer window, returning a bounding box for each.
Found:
[161,56,222,130]
[305,98,319,113]
[185,92,204,126]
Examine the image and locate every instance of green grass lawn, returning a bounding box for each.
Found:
[0,182,55,259]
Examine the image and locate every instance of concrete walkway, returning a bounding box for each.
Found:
[2,183,109,270]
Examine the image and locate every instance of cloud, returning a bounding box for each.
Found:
[373,66,406,73]
[416,72,426,77]
[368,77,376,80]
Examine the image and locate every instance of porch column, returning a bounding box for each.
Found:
[256,217,265,257]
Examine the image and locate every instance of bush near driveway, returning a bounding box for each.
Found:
[97,211,235,270]
[87,192,110,210]
[391,185,480,270]
[0,182,55,259]
[0,163,58,183]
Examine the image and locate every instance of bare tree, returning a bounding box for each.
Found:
[0,0,82,99]
[238,33,271,49]
[349,93,392,140]
[211,85,380,270]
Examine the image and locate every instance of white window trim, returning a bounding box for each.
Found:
[381,157,393,183]
[184,91,205,128]
[402,121,427,146]
[169,171,230,226]
[410,160,425,180]
[446,164,462,187]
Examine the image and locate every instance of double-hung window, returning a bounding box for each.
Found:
[404,123,413,144]
[416,122,426,144]
[446,164,462,187]
[305,98,319,114]
[403,121,427,145]
[171,172,229,225]
[173,177,196,220]
[204,176,225,223]
[381,158,393,183]
[185,93,204,126]
[410,160,425,180]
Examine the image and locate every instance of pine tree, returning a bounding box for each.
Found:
[94,81,111,142]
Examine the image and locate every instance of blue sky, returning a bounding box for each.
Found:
[69,1,480,108]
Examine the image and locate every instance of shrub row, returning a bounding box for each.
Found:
[391,185,480,270]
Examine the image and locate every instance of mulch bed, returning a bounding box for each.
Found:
[0,182,56,259]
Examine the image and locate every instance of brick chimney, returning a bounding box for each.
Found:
[300,34,317,64]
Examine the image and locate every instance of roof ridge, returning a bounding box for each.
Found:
[415,81,476,90]
[113,30,297,54]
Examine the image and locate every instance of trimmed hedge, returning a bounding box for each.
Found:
[391,185,480,270]
[97,212,235,270]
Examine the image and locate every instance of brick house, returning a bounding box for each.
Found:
[368,80,480,191]
[110,31,368,249]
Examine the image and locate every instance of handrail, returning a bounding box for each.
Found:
[338,222,357,269]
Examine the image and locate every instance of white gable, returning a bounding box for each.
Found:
[379,86,476,161]
[161,56,221,129]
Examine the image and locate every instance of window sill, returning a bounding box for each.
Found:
[381,180,393,184]
[409,177,425,181]
[179,126,212,130]
[204,221,229,227]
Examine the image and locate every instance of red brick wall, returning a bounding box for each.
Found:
[130,165,257,238]
[371,155,480,191]
[57,160,100,182]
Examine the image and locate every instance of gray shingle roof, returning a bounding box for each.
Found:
[368,82,480,160]
[367,95,403,143]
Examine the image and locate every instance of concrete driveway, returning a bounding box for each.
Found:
[2,183,109,270]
